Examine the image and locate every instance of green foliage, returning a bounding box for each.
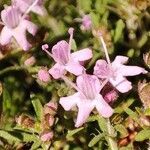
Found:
[0,0,149,149]
[135,129,150,141]
[31,95,43,122]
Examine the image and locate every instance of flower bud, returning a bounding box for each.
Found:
[24,56,36,66]
[81,15,92,31]
[38,68,51,83]
[44,102,58,116]
[40,130,54,142]
[104,90,118,103]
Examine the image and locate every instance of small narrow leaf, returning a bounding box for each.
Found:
[67,127,84,138]
[135,129,150,141]
[114,19,125,42]
[0,130,21,143]
[2,88,11,112]
[124,108,139,122]
[88,133,104,147]
[31,95,43,122]
[97,116,107,133]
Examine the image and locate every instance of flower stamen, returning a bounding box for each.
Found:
[42,44,54,59]
[22,0,39,19]
[68,27,74,55]
[98,34,111,65]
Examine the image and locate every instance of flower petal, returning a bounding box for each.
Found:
[0,26,12,45]
[65,61,84,76]
[94,59,111,79]
[49,63,65,79]
[71,48,92,62]
[75,100,94,127]
[52,40,70,64]
[59,93,79,111]
[118,65,147,76]
[94,94,114,118]
[112,56,129,65]
[109,75,132,93]
[21,20,38,36]
[76,74,101,99]
[13,26,31,51]
[32,5,46,16]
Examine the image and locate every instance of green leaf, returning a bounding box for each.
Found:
[77,0,91,12]
[87,115,98,122]
[135,129,150,141]
[66,127,84,138]
[71,39,77,51]
[124,108,139,122]
[144,108,150,116]
[138,33,148,48]
[31,95,43,122]
[90,12,100,28]
[31,140,42,150]
[114,19,125,42]
[114,124,128,138]
[0,130,21,143]
[115,98,134,113]
[88,133,104,147]
[2,88,11,112]
[97,116,107,132]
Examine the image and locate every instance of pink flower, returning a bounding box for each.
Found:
[81,15,92,31]
[42,28,93,79]
[0,6,37,51]
[94,56,147,93]
[59,74,113,127]
[38,68,51,82]
[12,0,46,16]
[94,34,147,93]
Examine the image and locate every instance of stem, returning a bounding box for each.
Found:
[0,66,25,76]
[106,119,118,150]
[99,35,111,64]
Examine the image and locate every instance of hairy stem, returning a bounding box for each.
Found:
[106,119,118,150]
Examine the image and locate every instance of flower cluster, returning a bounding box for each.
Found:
[0,0,45,51]
[42,28,147,127]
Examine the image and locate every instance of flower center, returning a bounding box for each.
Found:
[79,75,98,100]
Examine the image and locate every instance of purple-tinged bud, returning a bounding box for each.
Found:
[81,15,92,31]
[40,131,54,142]
[44,114,55,127]
[104,90,118,103]
[101,83,118,104]
[24,56,36,66]
[44,102,58,115]
[38,68,51,83]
